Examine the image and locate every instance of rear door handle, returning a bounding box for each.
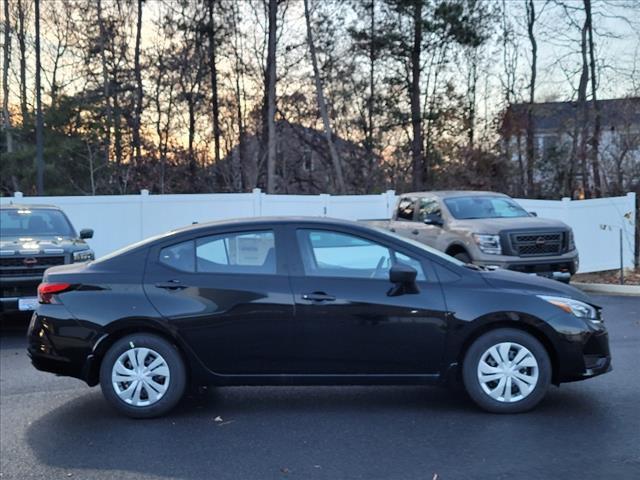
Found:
[302,292,336,302]
[411,229,420,235]
[155,280,187,290]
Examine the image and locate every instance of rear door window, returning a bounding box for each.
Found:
[396,198,416,220]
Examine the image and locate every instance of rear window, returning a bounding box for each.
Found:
[159,230,276,275]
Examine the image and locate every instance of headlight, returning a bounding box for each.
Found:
[567,230,576,251]
[472,234,502,255]
[537,295,599,321]
[72,250,95,262]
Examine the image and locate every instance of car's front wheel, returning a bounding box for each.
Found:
[99,333,186,418]
[462,328,551,413]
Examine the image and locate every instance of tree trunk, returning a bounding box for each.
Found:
[525,0,536,197]
[132,0,143,168]
[584,0,602,197]
[366,0,375,185]
[2,0,12,153]
[97,0,112,166]
[207,0,221,165]
[17,0,28,125]
[232,0,248,190]
[266,0,277,193]
[34,0,44,195]
[577,15,590,198]
[188,95,196,189]
[303,0,345,194]
[410,0,424,191]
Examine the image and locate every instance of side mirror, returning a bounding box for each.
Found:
[529,211,538,217]
[80,228,94,239]
[388,263,419,296]
[424,213,444,226]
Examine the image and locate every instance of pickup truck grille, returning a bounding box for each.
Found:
[0,256,65,276]
[510,232,564,257]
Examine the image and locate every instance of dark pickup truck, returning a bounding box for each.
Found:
[0,204,94,315]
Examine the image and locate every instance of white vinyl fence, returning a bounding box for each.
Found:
[1,190,635,274]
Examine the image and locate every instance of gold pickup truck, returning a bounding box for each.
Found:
[364,191,579,282]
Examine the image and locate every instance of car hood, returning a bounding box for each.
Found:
[0,236,89,254]
[450,216,569,234]
[481,268,595,305]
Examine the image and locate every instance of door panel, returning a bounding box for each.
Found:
[288,227,448,375]
[143,227,295,375]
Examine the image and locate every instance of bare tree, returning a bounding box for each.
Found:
[132,0,143,167]
[303,0,345,193]
[34,0,44,194]
[97,0,113,166]
[2,0,12,153]
[266,0,277,193]
[584,0,602,197]
[410,0,424,191]
[16,0,28,125]
[206,0,221,165]
[525,0,537,197]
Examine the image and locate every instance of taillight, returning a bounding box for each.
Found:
[37,283,71,304]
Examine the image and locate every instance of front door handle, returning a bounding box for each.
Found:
[302,292,336,302]
[155,280,187,290]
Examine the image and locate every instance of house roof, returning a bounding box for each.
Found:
[503,97,640,133]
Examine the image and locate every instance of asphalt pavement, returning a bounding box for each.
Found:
[1,295,639,480]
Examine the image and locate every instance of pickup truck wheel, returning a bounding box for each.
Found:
[453,252,472,263]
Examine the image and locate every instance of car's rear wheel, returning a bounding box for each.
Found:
[462,328,551,413]
[99,333,186,418]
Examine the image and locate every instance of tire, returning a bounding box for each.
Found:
[99,333,187,418]
[453,251,472,263]
[462,328,551,414]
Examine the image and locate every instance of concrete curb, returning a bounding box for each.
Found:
[572,282,640,296]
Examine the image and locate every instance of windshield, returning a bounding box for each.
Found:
[0,208,75,237]
[374,227,466,267]
[444,196,529,219]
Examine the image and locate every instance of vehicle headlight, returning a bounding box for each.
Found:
[537,295,599,321]
[72,250,94,262]
[472,234,502,255]
[567,230,576,251]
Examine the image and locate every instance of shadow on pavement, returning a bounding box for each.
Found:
[25,382,608,480]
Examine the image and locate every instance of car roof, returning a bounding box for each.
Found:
[171,216,368,235]
[401,190,508,199]
[0,203,63,210]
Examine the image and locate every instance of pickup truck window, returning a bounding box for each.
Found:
[418,198,441,221]
[444,196,529,219]
[0,208,75,237]
[397,198,415,220]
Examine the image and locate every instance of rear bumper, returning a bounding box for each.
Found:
[27,310,96,384]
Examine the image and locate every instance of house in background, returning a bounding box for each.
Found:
[501,97,640,197]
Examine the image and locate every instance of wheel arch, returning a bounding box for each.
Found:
[84,318,192,387]
[445,242,470,257]
[454,315,560,386]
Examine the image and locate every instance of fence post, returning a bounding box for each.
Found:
[252,188,262,216]
[561,197,571,225]
[14,191,23,199]
[626,191,637,268]
[386,190,396,218]
[320,194,330,216]
[140,189,150,240]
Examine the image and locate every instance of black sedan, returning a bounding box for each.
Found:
[27,217,611,417]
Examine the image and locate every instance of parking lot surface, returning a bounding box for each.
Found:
[1,295,639,480]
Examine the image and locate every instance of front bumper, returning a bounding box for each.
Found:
[473,250,579,279]
[555,322,612,383]
[0,279,40,314]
